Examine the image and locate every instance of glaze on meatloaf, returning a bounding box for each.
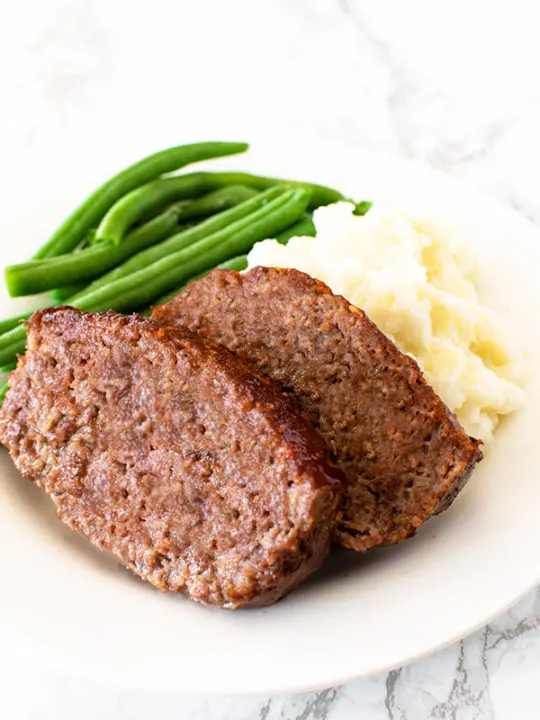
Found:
[152,266,482,552]
[0,307,342,608]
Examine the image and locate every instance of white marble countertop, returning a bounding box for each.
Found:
[1,1,539,717]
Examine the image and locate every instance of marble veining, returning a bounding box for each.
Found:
[1,0,539,717]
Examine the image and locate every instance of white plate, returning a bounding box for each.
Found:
[1,139,539,696]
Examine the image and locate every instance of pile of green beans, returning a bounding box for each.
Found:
[6,185,259,297]
[33,141,249,259]
[0,140,361,395]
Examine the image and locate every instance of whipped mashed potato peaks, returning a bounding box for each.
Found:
[247,202,523,441]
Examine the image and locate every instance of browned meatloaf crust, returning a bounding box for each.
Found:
[0,307,342,609]
[153,267,482,552]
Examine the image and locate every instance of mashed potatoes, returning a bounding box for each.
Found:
[247,202,523,441]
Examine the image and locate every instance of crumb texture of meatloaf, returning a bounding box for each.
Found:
[153,267,483,552]
[0,307,342,609]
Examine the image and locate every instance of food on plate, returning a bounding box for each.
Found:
[0,307,342,609]
[248,202,523,440]
[0,140,520,609]
[152,266,482,552]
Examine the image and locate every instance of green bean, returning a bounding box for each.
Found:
[0,360,16,406]
[174,186,258,222]
[0,326,26,367]
[48,235,93,300]
[33,142,249,259]
[178,172,343,210]
[275,214,316,244]
[6,207,181,297]
[151,254,249,307]
[0,312,33,336]
[216,254,249,271]
[354,200,373,216]
[215,173,342,209]
[50,284,85,302]
[69,185,289,301]
[0,380,9,404]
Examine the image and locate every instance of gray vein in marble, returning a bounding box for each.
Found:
[293,689,340,720]
[489,615,540,652]
[258,698,272,720]
[506,194,540,227]
[428,642,488,720]
[487,588,540,652]
[384,669,401,720]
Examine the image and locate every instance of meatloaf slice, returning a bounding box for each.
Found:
[152,266,482,552]
[0,307,342,609]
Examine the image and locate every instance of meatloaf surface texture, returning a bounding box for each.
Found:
[153,267,482,552]
[0,307,342,609]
